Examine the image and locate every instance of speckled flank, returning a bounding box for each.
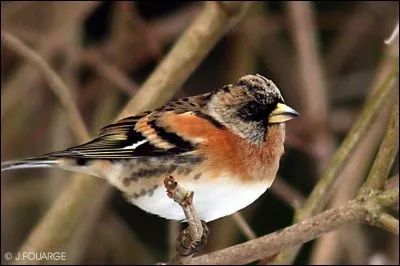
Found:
[177,166,192,175]
[193,173,202,180]
[124,184,160,200]
[117,154,205,202]
[121,154,205,187]
[147,185,159,197]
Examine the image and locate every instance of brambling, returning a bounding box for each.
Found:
[1,74,299,222]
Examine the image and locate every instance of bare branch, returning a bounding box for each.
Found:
[270,177,306,210]
[286,1,334,175]
[232,213,257,240]
[375,213,399,235]
[360,97,399,192]
[325,2,394,76]
[11,173,102,265]
[1,30,89,142]
[286,1,328,125]
[118,1,250,119]
[165,176,203,244]
[164,176,205,265]
[1,1,100,120]
[81,51,139,96]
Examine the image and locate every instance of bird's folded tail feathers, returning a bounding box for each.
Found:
[1,156,59,172]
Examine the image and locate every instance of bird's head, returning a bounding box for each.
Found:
[208,74,299,145]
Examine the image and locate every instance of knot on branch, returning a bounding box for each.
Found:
[176,220,210,257]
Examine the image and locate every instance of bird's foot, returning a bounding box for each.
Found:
[176,220,210,256]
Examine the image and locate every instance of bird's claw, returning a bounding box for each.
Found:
[176,220,210,256]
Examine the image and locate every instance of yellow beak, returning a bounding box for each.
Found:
[269,103,300,124]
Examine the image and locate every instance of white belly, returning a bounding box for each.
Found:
[130,173,271,222]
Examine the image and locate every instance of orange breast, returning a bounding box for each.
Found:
[162,112,286,184]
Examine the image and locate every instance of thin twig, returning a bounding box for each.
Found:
[1,31,89,142]
[164,176,204,265]
[286,1,334,176]
[1,2,100,120]
[232,213,257,240]
[81,51,139,96]
[270,177,306,210]
[247,2,301,110]
[165,176,203,244]
[375,213,399,235]
[325,2,393,76]
[11,173,102,265]
[98,211,154,264]
[360,97,399,192]
[118,1,250,119]
[151,3,202,45]
[286,0,328,127]
[61,182,111,264]
[72,3,200,108]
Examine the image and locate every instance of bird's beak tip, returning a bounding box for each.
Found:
[268,103,300,124]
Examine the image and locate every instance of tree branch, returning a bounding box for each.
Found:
[286,1,334,174]
[164,176,204,265]
[232,213,257,240]
[118,1,250,119]
[81,51,139,96]
[270,177,306,210]
[375,213,399,235]
[360,97,399,192]
[1,1,100,121]
[1,30,89,142]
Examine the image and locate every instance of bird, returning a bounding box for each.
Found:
[1,74,299,223]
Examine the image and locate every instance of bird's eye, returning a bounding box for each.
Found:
[247,102,259,115]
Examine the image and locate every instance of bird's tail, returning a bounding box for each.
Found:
[1,156,60,172]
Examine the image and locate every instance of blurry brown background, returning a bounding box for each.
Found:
[1,1,399,265]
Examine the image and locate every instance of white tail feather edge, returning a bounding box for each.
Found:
[1,159,59,172]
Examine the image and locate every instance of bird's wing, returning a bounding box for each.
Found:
[47,93,218,159]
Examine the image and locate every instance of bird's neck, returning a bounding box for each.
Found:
[238,123,286,184]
